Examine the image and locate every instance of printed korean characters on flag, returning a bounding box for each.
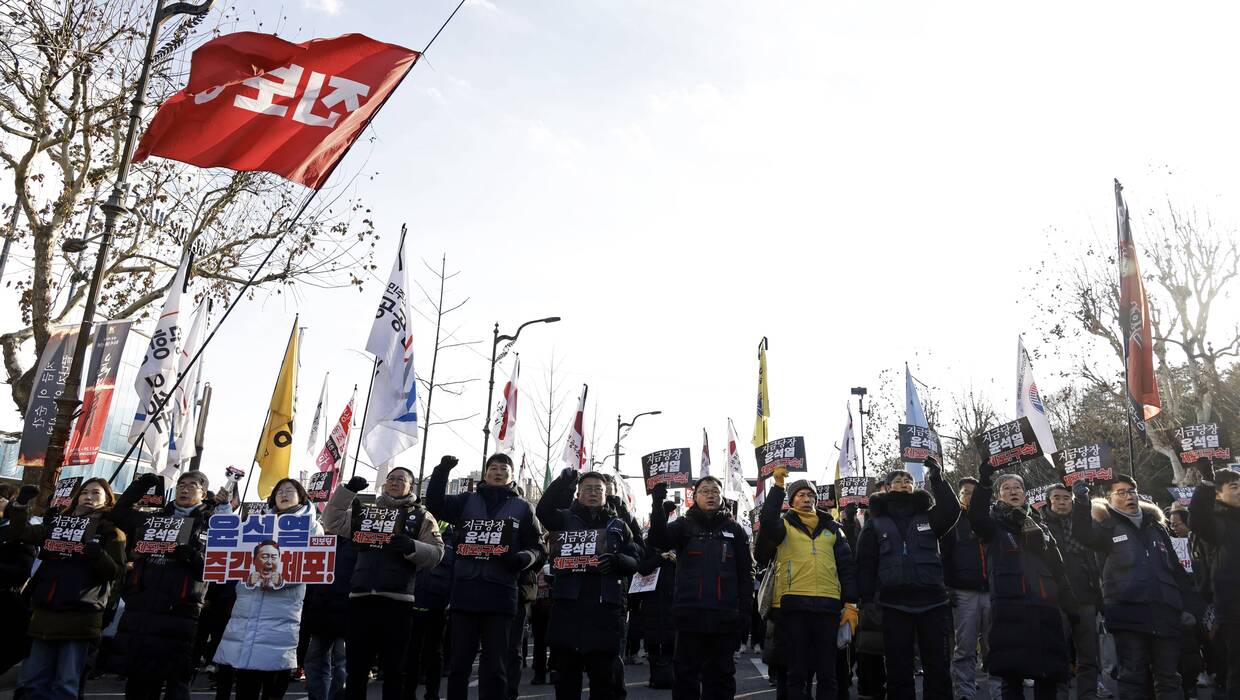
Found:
[562,384,588,470]
[363,236,419,466]
[1016,337,1058,455]
[316,390,355,475]
[167,303,210,477]
[1115,180,1162,438]
[18,326,80,468]
[134,32,419,189]
[131,254,192,474]
[493,358,520,453]
[307,374,329,457]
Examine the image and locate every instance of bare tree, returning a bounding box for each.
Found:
[944,388,1000,481]
[531,352,568,485]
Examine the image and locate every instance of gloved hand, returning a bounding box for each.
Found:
[843,503,859,521]
[345,476,369,493]
[15,485,39,506]
[773,465,787,488]
[558,468,579,485]
[438,455,459,471]
[651,483,668,508]
[500,549,529,573]
[387,533,419,555]
[978,456,996,485]
[1072,481,1090,501]
[1196,460,1216,482]
[840,603,859,634]
[173,543,196,563]
[597,552,617,574]
[134,472,162,491]
[83,541,105,562]
[923,456,942,481]
[1181,611,1197,629]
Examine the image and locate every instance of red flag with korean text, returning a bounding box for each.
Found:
[1115,180,1162,438]
[134,32,418,189]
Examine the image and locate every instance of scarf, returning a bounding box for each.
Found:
[1046,510,1088,559]
[993,500,1046,552]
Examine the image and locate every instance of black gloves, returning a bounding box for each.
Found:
[83,541,104,562]
[843,503,859,521]
[345,476,368,493]
[387,533,419,555]
[1196,461,1216,482]
[558,468,579,485]
[134,473,162,491]
[500,550,529,573]
[978,456,996,485]
[173,543,197,563]
[924,456,942,481]
[438,455,459,471]
[15,485,39,506]
[597,553,617,574]
[1072,481,1090,501]
[651,483,668,508]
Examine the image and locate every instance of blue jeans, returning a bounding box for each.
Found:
[19,638,91,700]
[305,635,346,700]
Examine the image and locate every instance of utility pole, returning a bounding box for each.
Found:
[851,387,869,477]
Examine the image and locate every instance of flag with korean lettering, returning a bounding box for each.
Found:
[362,240,419,466]
[317,388,356,477]
[134,32,419,189]
[130,253,192,473]
[167,302,209,475]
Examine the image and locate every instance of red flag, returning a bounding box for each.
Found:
[1115,180,1162,432]
[134,32,418,189]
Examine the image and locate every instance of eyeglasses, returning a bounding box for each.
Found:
[1111,489,1137,498]
[579,486,604,494]
[695,487,721,495]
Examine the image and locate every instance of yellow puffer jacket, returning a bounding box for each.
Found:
[772,511,841,607]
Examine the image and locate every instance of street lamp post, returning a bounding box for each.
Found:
[35,0,215,509]
[481,316,560,460]
[614,410,661,472]
[851,387,869,477]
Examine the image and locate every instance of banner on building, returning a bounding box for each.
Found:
[18,326,80,470]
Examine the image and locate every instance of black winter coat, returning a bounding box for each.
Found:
[414,526,454,611]
[968,484,1072,682]
[648,503,754,635]
[0,515,34,672]
[1189,483,1240,623]
[1041,508,1102,607]
[302,537,358,640]
[636,546,676,645]
[941,509,988,592]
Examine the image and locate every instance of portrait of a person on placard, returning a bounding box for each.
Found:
[245,539,285,591]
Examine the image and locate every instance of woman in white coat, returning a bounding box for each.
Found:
[214,478,322,699]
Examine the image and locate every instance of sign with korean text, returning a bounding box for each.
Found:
[1053,443,1114,486]
[457,518,514,559]
[755,437,807,479]
[1025,484,1054,510]
[307,471,335,504]
[65,320,132,465]
[816,484,836,510]
[50,477,82,510]
[641,448,692,493]
[549,529,608,572]
[898,424,942,464]
[134,515,193,556]
[352,505,399,549]
[836,477,875,507]
[629,568,660,594]
[137,475,167,508]
[40,514,97,560]
[1173,423,1230,464]
[241,501,270,519]
[18,326,79,469]
[204,513,336,587]
[975,417,1043,469]
[1168,487,1195,507]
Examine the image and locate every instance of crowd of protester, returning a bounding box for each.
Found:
[0,449,1238,700]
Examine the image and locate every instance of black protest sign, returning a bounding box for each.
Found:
[975,417,1043,470]
[1168,487,1195,507]
[40,514,97,559]
[50,476,82,510]
[352,505,400,549]
[641,448,692,493]
[241,501,270,519]
[1025,484,1054,510]
[307,471,335,503]
[898,424,942,463]
[1052,443,1114,487]
[457,518,514,559]
[549,529,608,572]
[836,477,875,507]
[755,437,807,479]
[134,515,193,556]
[137,475,167,508]
[1173,423,1231,464]
[816,484,836,509]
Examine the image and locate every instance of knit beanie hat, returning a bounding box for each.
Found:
[786,479,815,503]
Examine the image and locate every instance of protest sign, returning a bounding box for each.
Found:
[352,505,400,549]
[836,477,875,507]
[629,568,660,594]
[307,470,335,504]
[204,513,336,587]
[1168,487,1195,507]
[50,476,82,510]
[549,529,607,572]
[137,475,167,508]
[898,424,942,464]
[1174,423,1231,464]
[975,417,1043,469]
[40,514,97,560]
[1025,484,1054,510]
[241,501,270,519]
[755,437,807,479]
[1172,537,1193,573]
[1052,443,1114,487]
[457,518,514,559]
[134,515,193,556]
[641,448,692,493]
[816,484,836,510]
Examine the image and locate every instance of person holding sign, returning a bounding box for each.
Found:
[536,468,640,699]
[855,458,960,700]
[1071,475,1198,700]
[425,453,546,700]
[648,475,754,700]
[940,477,995,700]
[321,468,445,700]
[967,464,1076,700]
[8,478,127,700]
[754,467,858,700]
[106,470,230,700]
[1188,463,1240,700]
[1041,483,1105,700]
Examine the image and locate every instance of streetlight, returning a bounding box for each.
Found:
[851,387,869,477]
[614,410,662,472]
[481,316,560,459]
[36,0,216,509]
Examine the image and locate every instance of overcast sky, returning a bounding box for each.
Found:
[9,0,1240,505]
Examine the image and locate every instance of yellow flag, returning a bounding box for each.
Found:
[751,338,769,448]
[257,319,300,497]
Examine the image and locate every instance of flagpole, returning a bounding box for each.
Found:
[352,358,380,480]
[240,315,298,500]
[1115,179,1139,473]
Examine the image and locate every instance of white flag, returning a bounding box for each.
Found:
[1016,337,1058,454]
[307,374,329,457]
[904,364,929,482]
[165,301,208,475]
[130,253,191,472]
[493,358,520,453]
[362,241,419,466]
[561,384,587,469]
[838,403,859,479]
[726,419,753,533]
[700,428,712,479]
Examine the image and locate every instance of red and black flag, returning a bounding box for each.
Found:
[1115,179,1162,439]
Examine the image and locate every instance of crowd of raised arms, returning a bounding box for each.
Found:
[0,451,1238,700]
